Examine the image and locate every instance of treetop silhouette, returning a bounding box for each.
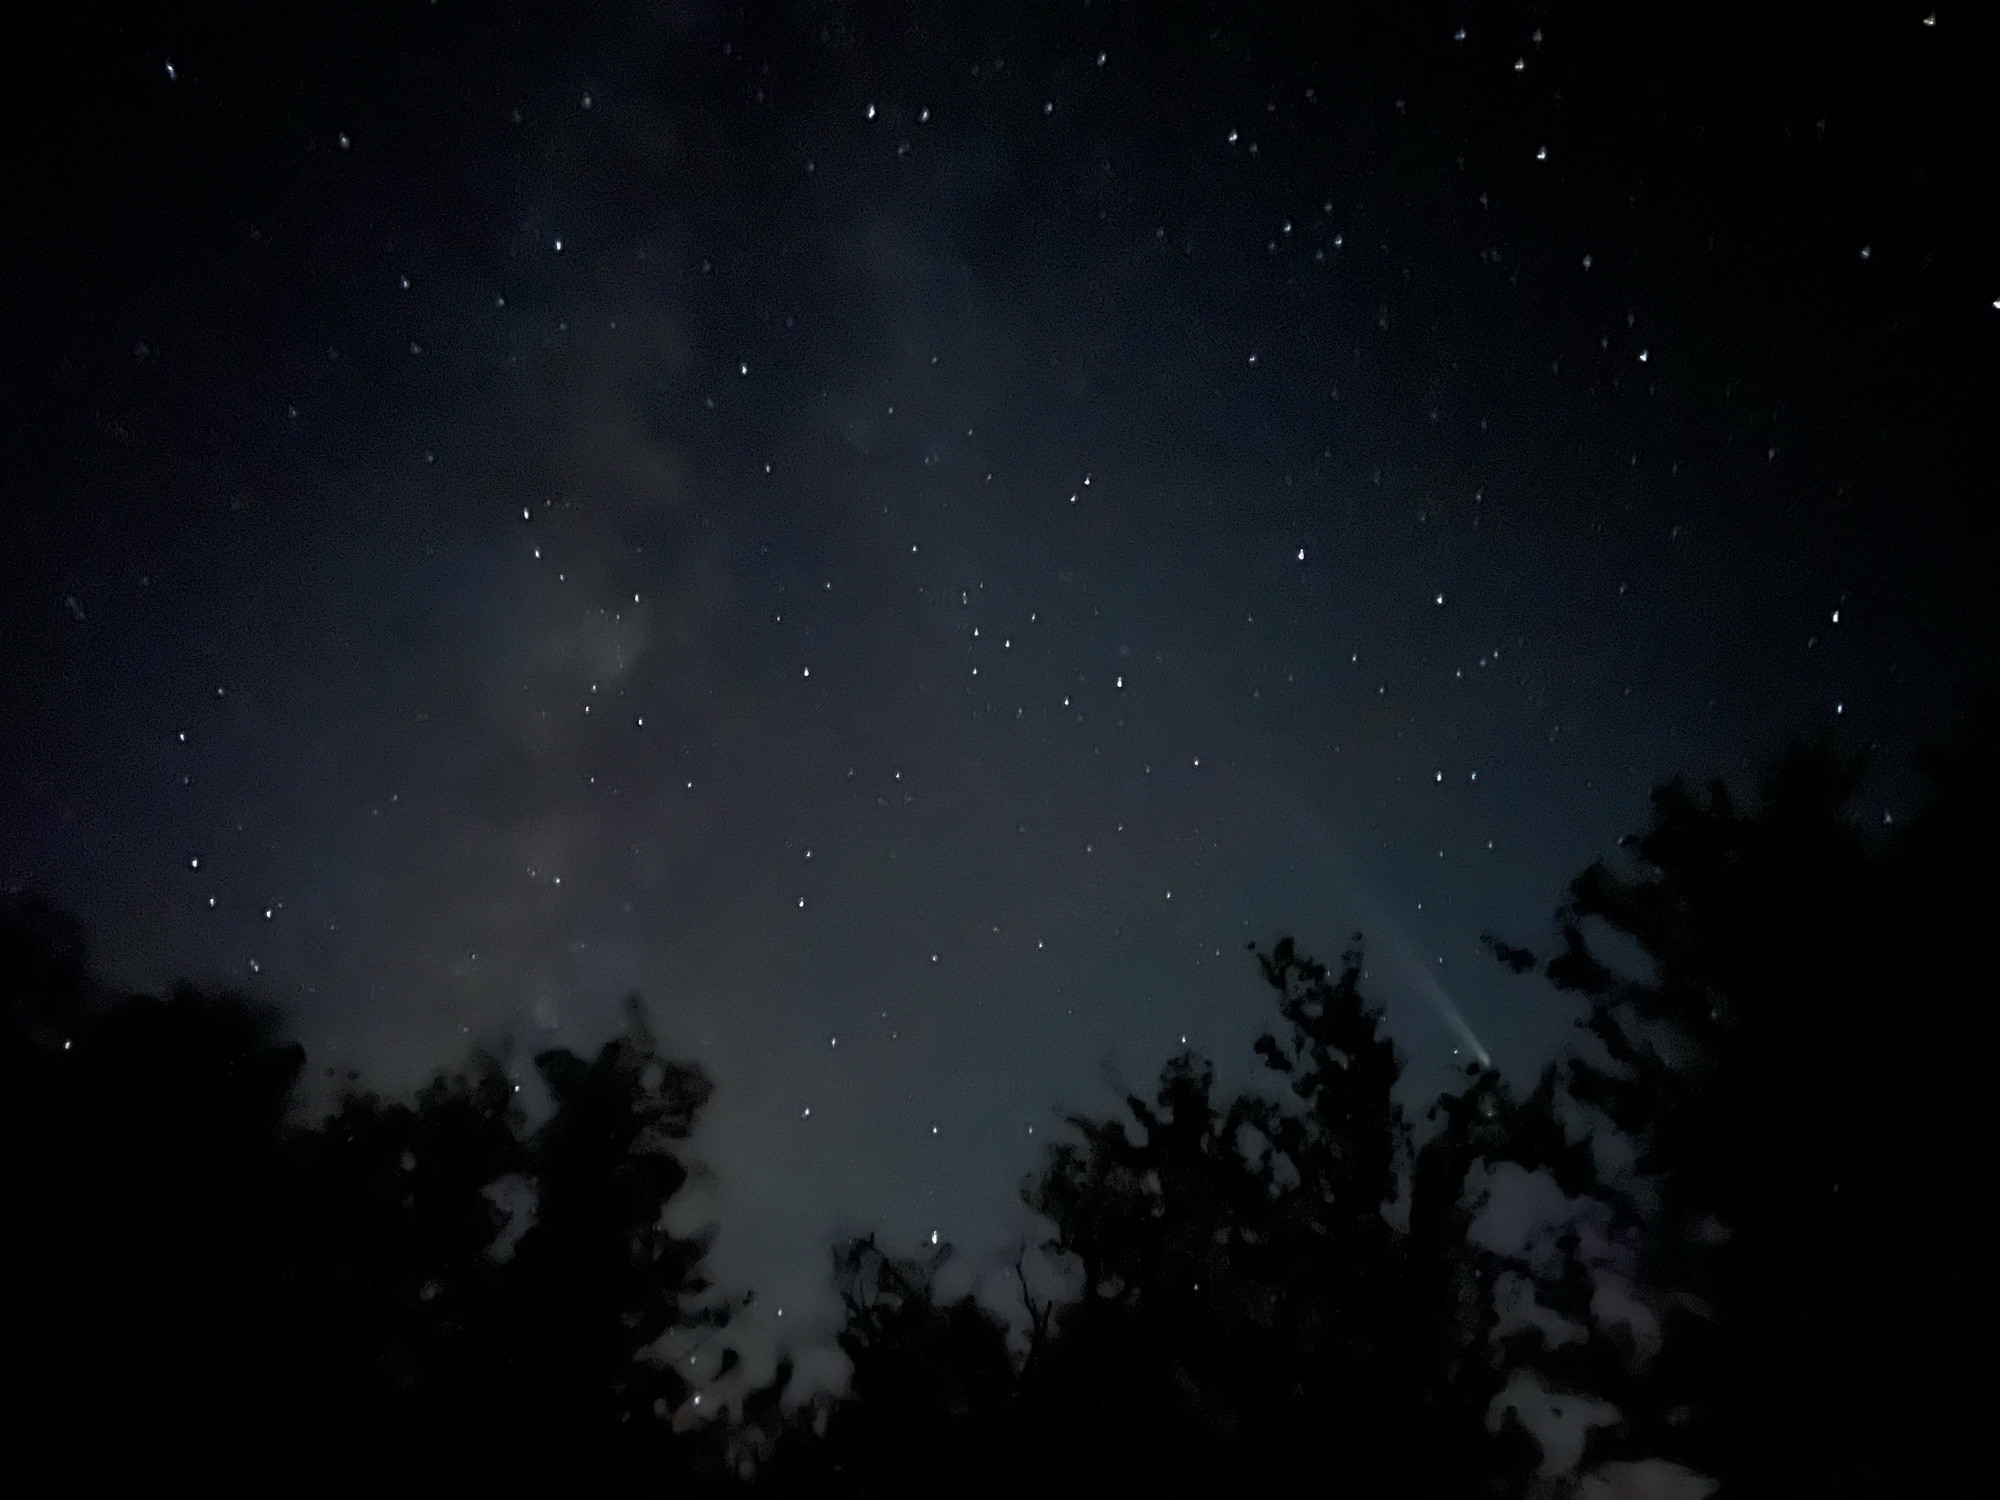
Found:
[5,706,1992,1498]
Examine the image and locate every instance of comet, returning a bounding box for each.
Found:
[1368,914,1493,1070]
[1295,813,1495,1070]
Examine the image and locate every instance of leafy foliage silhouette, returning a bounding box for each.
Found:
[0,904,726,1491]
[1041,936,1562,1495]
[5,707,1992,1497]
[761,935,1543,1498]
[1483,710,2000,1497]
[2,895,308,1473]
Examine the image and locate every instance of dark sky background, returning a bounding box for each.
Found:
[5,0,1995,1392]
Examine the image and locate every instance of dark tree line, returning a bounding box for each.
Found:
[3,712,1992,1496]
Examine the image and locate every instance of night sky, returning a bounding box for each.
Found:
[6,1,1995,1391]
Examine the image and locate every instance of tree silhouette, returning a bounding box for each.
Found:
[253,1056,525,1472]
[8,707,1991,1497]
[489,999,723,1487]
[753,1233,1021,1496]
[751,934,1547,1497]
[1007,935,1538,1496]
[1,894,307,1474]
[1502,709,2000,1496]
[0,898,727,1491]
